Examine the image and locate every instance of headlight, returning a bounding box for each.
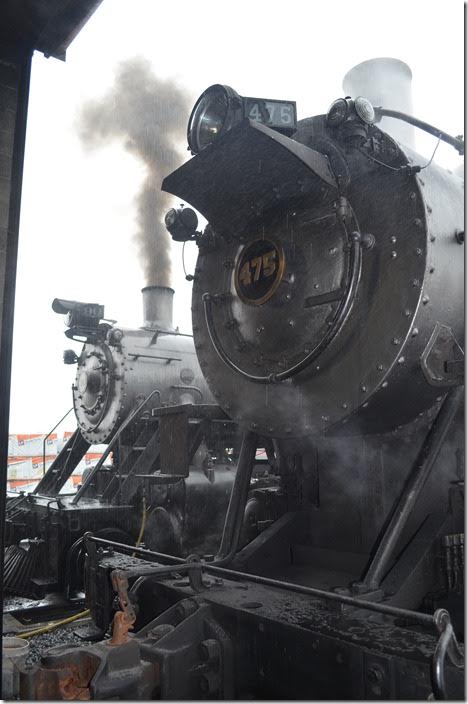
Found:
[354,96,375,124]
[326,96,375,128]
[326,98,350,126]
[187,84,242,155]
[187,84,297,154]
[164,206,198,241]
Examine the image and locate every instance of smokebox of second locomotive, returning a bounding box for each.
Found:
[142,285,175,332]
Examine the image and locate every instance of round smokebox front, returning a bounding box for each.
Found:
[192,146,463,438]
[73,340,125,443]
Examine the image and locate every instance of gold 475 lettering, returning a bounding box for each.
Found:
[239,250,277,286]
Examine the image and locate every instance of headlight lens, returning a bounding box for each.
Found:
[188,84,240,154]
[354,96,375,124]
[326,98,349,127]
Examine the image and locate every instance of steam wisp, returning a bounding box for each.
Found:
[342,57,414,148]
[78,57,191,286]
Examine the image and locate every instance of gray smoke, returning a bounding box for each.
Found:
[77,57,191,286]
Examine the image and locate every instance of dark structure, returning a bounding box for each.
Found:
[16,61,464,699]
[0,1,103,696]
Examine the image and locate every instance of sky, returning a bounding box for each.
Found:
[8,0,464,433]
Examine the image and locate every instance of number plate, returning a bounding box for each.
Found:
[235,238,285,305]
[244,98,296,132]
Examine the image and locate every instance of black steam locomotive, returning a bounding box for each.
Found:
[17,60,464,700]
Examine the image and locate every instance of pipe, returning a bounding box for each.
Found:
[362,386,463,590]
[374,108,464,155]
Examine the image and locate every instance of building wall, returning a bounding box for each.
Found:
[0,43,32,508]
[7,431,106,491]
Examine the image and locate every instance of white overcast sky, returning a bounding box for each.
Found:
[8,0,464,433]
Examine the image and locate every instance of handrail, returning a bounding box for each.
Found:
[42,407,74,476]
[431,609,465,700]
[170,384,204,400]
[72,389,161,504]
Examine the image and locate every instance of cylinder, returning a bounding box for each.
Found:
[343,57,415,148]
[142,286,175,331]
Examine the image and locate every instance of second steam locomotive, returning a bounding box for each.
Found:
[4,286,246,597]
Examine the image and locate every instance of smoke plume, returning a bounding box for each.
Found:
[77,57,191,286]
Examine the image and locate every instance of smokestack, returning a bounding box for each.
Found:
[142,286,175,331]
[343,58,415,148]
